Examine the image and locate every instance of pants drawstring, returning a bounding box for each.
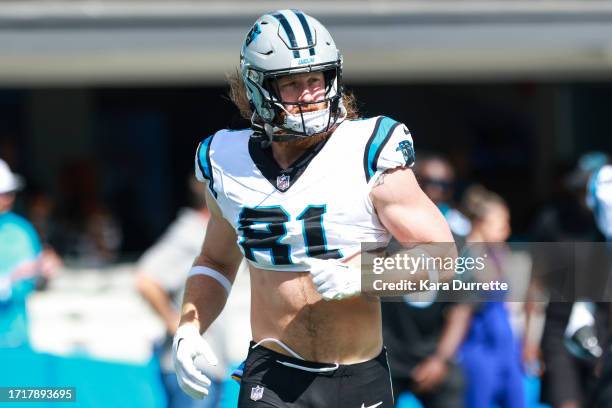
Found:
[251,338,340,373]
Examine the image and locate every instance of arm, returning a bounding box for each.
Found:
[434,304,472,361]
[369,168,456,288]
[412,304,472,391]
[308,167,456,300]
[522,280,546,375]
[370,167,453,244]
[179,188,244,334]
[173,188,243,399]
[136,273,180,335]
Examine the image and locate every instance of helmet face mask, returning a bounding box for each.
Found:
[240,10,346,142]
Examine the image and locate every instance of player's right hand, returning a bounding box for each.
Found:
[172,324,218,399]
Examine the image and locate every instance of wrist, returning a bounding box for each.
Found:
[165,311,180,333]
[432,353,451,364]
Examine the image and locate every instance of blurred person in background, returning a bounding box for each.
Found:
[561,154,610,366]
[0,158,43,348]
[530,153,609,408]
[51,159,122,267]
[23,188,63,290]
[459,185,525,408]
[136,176,227,408]
[382,298,471,408]
[585,163,612,407]
[381,155,472,407]
[587,163,612,243]
[415,154,471,245]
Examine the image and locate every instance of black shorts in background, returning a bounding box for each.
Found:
[237,342,394,408]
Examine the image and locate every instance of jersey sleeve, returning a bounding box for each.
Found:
[194,134,218,198]
[363,116,415,183]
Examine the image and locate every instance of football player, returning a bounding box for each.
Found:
[173,10,454,407]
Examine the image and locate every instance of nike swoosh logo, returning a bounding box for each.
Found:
[361,402,382,408]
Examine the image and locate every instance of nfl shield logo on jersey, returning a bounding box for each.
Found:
[277,174,290,191]
[250,385,264,401]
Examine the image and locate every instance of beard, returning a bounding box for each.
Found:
[273,101,334,148]
[275,131,331,149]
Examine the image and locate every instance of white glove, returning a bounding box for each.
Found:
[306,258,361,301]
[172,324,218,399]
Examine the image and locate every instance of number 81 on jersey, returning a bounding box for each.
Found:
[237,205,342,265]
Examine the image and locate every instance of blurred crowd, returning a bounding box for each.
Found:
[1,147,612,408]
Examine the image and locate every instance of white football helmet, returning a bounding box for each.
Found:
[240,10,346,141]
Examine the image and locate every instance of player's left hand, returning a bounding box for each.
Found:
[306,258,361,301]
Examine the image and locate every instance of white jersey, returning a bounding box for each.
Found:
[195,116,415,272]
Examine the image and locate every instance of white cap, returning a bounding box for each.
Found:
[0,159,24,194]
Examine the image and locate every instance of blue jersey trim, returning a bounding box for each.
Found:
[198,134,217,198]
[363,116,401,182]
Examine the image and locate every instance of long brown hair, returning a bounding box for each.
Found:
[461,185,508,222]
[227,69,360,122]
